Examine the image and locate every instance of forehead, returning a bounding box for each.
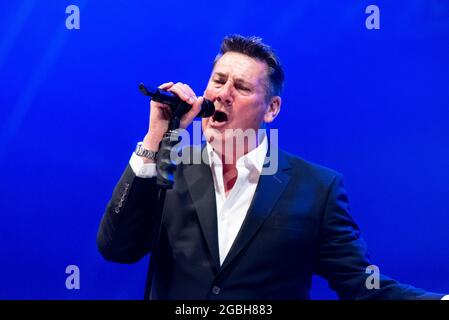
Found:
[212,52,268,84]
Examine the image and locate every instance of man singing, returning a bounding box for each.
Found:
[97,34,447,300]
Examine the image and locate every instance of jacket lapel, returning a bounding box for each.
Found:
[183,147,221,272]
[219,150,292,272]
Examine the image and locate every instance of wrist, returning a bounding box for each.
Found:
[142,132,162,151]
[135,143,158,164]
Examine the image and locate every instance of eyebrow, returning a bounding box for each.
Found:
[213,72,252,86]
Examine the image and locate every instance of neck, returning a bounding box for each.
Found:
[217,137,262,196]
[222,163,238,196]
[213,135,263,166]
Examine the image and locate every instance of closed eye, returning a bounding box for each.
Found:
[213,79,226,85]
[237,85,250,91]
[236,84,251,92]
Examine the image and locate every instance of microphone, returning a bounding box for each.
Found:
[139,83,215,118]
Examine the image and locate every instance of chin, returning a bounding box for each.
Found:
[203,125,226,143]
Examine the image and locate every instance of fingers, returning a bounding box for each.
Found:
[168,82,197,105]
[189,96,203,116]
[156,81,202,129]
[158,82,174,90]
[180,96,204,129]
[182,84,197,104]
[158,81,197,105]
[152,82,174,110]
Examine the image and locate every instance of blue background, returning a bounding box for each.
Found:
[0,0,448,299]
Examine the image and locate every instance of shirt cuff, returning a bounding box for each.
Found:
[129,151,157,178]
[442,295,449,300]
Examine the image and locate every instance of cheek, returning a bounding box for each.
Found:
[203,87,216,100]
[236,103,266,123]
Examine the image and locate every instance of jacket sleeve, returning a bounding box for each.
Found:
[315,174,445,300]
[97,164,165,264]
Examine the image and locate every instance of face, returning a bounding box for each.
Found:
[202,52,281,149]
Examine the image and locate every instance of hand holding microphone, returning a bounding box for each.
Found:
[139,82,214,119]
[139,82,214,156]
[138,81,215,188]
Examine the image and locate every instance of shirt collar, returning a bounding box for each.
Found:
[206,133,268,174]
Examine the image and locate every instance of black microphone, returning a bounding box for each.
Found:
[139,83,215,118]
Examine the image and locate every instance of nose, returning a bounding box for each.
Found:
[216,81,233,106]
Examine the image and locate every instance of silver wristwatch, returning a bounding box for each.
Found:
[135,142,158,161]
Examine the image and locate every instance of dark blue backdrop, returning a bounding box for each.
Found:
[1,1,448,299]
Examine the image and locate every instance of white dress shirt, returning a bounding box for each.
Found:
[129,137,267,266]
[205,138,267,265]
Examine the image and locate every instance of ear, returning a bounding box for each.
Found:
[264,96,281,123]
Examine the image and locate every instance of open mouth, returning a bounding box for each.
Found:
[212,110,228,123]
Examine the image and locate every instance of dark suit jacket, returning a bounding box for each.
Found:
[97,146,444,300]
